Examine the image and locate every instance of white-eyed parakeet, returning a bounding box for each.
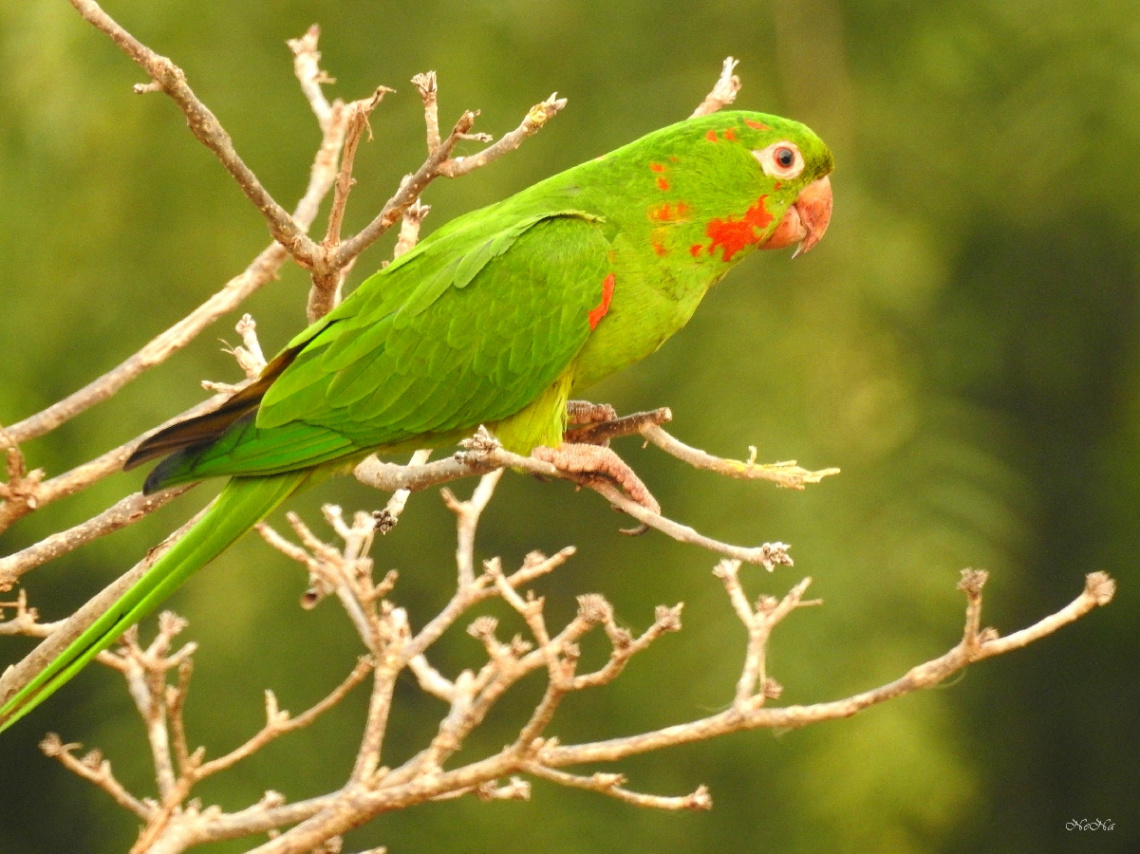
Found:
[0,110,833,733]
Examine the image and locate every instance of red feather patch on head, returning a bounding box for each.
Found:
[745,119,770,131]
[705,129,719,142]
[705,196,774,262]
[722,128,737,141]
[588,273,616,330]
[656,177,670,191]
[649,163,666,172]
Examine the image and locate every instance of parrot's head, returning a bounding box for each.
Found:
[746,130,833,257]
[706,110,833,258]
[632,110,834,263]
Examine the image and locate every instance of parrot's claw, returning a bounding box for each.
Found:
[566,400,619,426]
[532,443,661,532]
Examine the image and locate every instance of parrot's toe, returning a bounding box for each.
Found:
[533,443,662,530]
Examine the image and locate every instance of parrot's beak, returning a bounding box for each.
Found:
[761,175,833,257]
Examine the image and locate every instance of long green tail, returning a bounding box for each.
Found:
[0,471,308,734]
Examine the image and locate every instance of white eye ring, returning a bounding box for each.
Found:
[753,141,804,180]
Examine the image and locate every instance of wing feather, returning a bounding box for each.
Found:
[165,212,613,482]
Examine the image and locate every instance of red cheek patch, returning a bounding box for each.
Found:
[588,273,616,330]
[705,196,775,262]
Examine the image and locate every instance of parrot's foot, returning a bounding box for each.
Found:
[533,443,660,535]
[566,400,618,426]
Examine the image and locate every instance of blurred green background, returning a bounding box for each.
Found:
[1,1,1137,852]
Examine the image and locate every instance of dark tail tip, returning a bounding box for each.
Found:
[141,449,197,494]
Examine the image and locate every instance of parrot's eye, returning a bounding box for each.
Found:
[752,141,805,180]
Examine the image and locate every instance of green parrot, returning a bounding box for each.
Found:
[0,110,833,734]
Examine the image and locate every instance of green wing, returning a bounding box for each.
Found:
[146,212,614,487]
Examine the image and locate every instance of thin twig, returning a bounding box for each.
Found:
[525,764,711,811]
[67,0,319,263]
[540,570,1116,767]
[0,486,192,589]
[392,201,430,259]
[0,507,208,707]
[412,71,441,153]
[4,30,351,461]
[355,418,813,569]
[287,25,334,129]
[436,93,568,178]
[329,110,477,266]
[195,657,373,779]
[640,424,840,489]
[690,56,741,118]
[310,86,393,321]
[443,470,504,587]
[40,734,154,820]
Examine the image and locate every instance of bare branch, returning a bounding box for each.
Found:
[329,110,476,266]
[221,313,268,381]
[443,469,504,587]
[412,71,441,153]
[0,590,40,636]
[690,56,741,118]
[436,93,568,178]
[406,547,575,661]
[641,424,840,489]
[541,570,1116,768]
[3,98,347,455]
[578,478,795,570]
[67,0,319,263]
[194,657,373,780]
[570,599,683,691]
[0,590,128,674]
[713,562,817,706]
[0,506,208,708]
[525,764,711,811]
[407,652,456,702]
[40,734,153,820]
[309,86,394,321]
[329,87,566,269]
[392,201,431,259]
[372,449,432,534]
[969,570,1116,659]
[0,26,354,546]
[359,431,797,569]
[564,405,669,444]
[287,25,334,129]
[167,659,194,776]
[0,486,191,589]
[0,428,42,534]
